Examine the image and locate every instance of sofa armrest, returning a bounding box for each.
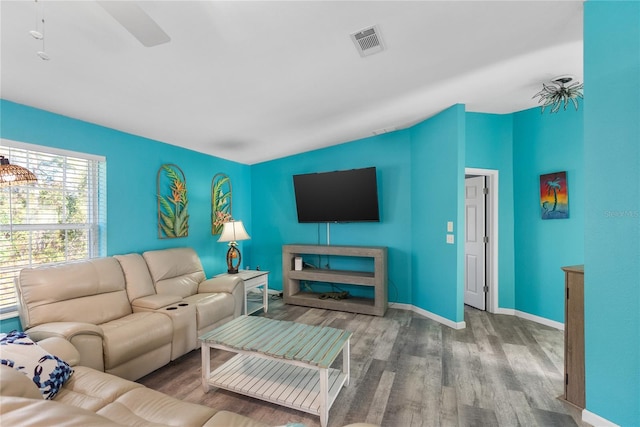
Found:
[199,276,243,318]
[27,322,103,341]
[0,366,43,400]
[131,294,183,311]
[27,323,105,372]
[37,337,81,366]
[198,276,242,294]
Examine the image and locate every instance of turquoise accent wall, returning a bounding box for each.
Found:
[512,107,584,323]
[465,112,516,310]
[0,317,22,333]
[410,105,466,322]
[250,129,413,304]
[0,100,251,331]
[584,1,640,425]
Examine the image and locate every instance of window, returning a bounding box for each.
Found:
[0,140,106,318]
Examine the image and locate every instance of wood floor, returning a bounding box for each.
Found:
[138,299,589,427]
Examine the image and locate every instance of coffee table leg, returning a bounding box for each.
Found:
[263,283,268,313]
[320,368,328,427]
[343,337,350,387]
[201,344,210,392]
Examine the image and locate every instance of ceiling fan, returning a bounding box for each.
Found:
[97,1,170,47]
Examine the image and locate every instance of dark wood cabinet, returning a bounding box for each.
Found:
[562,265,585,408]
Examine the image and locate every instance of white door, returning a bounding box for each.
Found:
[465,176,486,310]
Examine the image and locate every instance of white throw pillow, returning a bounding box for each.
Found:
[0,331,73,399]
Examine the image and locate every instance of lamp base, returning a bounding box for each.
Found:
[226,245,242,275]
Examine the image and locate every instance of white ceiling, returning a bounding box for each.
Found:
[1,1,584,165]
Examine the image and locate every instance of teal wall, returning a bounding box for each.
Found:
[584,1,640,425]
[251,105,467,323]
[250,129,413,304]
[1,98,586,333]
[465,113,516,310]
[410,105,466,322]
[0,100,251,331]
[512,107,585,323]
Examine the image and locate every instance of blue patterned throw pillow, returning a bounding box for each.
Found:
[0,331,73,399]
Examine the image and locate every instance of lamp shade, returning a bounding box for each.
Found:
[217,220,250,243]
[0,156,37,187]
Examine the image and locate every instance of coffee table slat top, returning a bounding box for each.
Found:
[200,315,351,369]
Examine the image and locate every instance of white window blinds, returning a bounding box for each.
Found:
[0,141,106,317]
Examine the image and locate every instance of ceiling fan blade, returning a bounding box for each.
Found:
[98,1,170,47]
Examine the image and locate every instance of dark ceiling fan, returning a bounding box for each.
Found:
[97,1,170,47]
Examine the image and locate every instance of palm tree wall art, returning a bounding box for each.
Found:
[540,171,569,219]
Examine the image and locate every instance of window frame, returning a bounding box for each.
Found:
[0,139,106,319]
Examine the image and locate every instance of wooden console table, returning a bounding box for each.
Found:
[282,244,388,316]
[200,316,351,427]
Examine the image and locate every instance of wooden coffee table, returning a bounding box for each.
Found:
[200,316,351,427]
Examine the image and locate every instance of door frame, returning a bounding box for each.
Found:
[465,168,499,313]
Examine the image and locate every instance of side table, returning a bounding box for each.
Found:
[216,270,269,315]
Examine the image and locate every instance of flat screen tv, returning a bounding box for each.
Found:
[293,167,380,223]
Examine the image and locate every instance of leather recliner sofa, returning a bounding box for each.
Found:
[0,337,271,426]
[15,247,243,381]
[0,337,378,427]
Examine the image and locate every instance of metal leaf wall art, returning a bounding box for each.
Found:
[211,173,232,235]
[157,164,189,238]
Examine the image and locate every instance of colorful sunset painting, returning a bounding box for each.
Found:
[540,171,569,219]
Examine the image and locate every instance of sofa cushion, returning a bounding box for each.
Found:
[0,396,124,426]
[100,312,173,369]
[98,387,217,426]
[183,293,235,330]
[114,253,158,302]
[143,248,206,297]
[54,366,142,412]
[0,331,73,400]
[18,257,132,328]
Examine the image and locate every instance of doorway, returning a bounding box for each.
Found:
[464,168,499,313]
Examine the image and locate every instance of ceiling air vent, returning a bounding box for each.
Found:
[350,25,385,57]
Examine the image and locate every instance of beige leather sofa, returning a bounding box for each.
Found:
[0,337,379,427]
[0,337,269,427]
[15,247,243,381]
[142,248,244,337]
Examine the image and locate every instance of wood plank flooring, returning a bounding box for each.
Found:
[138,299,589,427]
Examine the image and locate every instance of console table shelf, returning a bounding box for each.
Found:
[288,269,376,285]
[283,244,387,316]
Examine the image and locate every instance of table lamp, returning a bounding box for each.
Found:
[218,220,250,274]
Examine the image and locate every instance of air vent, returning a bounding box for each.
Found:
[350,25,385,57]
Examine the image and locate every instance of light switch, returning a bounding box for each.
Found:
[446,234,454,244]
[447,221,454,232]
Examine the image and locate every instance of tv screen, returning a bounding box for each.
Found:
[293,167,380,223]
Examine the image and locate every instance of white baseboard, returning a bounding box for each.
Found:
[582,409,620,427]
[390,303,466,330]
[389,304,561,331]
[514,310,564,331]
